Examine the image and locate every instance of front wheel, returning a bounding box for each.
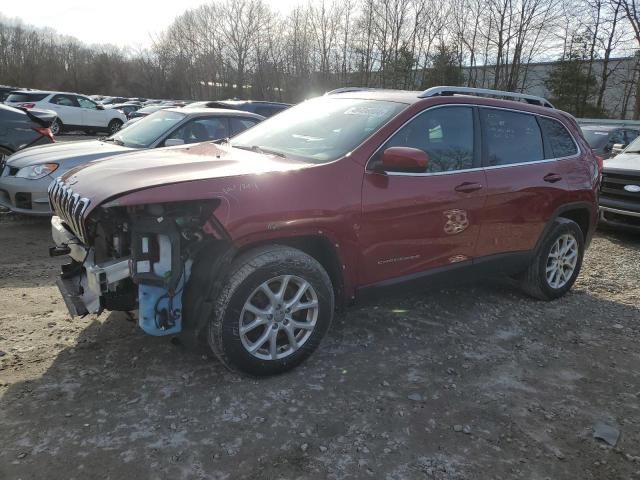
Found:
[208,246,334,376]
[521,218,584,300]
[107,119,123,135]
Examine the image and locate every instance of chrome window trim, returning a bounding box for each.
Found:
[367,103,581,178]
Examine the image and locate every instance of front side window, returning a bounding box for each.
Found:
[167,117,229,144]
[538,117,578,158]
[231,97,406,163]
[110,110,185,148]
[376,106,475,173]
[482,109,543,166]
[77,97,97,109]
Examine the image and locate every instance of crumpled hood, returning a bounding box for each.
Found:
[603,151,640,173]
[59,142,310,214]
[7,140,134,168]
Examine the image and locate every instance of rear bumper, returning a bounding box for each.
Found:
[0,174,53,215]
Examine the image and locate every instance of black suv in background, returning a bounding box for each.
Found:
[185,100,290,117]
[581,125,640,159]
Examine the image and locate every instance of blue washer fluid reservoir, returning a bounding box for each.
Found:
[138,260,192,336]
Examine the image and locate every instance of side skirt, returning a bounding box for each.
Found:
[356,251,532,301]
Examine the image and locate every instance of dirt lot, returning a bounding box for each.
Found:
[0,214,639,480]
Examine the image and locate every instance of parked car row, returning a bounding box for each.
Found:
[0,108,263,214]
[5,90,127,135]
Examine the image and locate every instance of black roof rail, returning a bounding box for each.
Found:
[419,86,554,108]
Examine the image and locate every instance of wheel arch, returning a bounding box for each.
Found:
[235,234,347,310]
[535,202,596,252]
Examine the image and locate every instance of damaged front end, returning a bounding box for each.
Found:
[50,191,229,337]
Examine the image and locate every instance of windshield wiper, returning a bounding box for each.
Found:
[213,137,230,144]
[232,144,286,158]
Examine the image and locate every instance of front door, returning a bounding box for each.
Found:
[76,96,104,128]
[359,105,487,286]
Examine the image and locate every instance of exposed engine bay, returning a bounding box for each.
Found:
[51,200,227,336]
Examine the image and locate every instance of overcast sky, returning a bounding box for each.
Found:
[2,0,303,49]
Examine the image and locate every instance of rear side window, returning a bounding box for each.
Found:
[6,92,48,103]
[481,109,543,166]
[538,117,578,158]
[380,106,475,173]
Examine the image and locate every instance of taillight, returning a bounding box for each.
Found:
[20,103,35,109]
[33,127,55,142]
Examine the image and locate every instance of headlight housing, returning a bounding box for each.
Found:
[16,163,59,180]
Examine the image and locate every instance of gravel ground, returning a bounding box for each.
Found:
[0,214,639,480]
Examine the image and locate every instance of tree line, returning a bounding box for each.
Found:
[1,0,640,118]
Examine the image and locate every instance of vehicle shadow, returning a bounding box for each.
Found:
[1,275,639,479]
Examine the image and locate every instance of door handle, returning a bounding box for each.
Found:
[543,173,562,183]
[454,182,483,193]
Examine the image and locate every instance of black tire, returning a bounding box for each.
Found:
[208,245,334,376]
[107,119,123,135]
[521,218,584,300]
[50,118,62,136]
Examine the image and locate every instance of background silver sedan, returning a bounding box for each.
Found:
[0,108,263,215]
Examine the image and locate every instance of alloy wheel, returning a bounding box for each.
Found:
[545,233,578,289]
[239,275,319,361]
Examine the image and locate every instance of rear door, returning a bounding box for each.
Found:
[475,108,571,257]
[359,105,487,285]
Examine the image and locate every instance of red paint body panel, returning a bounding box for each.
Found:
[55,92,599,303]
[359,170,487,284]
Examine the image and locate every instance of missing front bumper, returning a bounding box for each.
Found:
[55,277,89,317]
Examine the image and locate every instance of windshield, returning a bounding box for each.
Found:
[109,110,184,148]
[230,97,406,163]
[624,135,640,153]
[581,129,611,149]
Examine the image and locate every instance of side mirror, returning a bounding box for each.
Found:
[164,138,185,147]
[381,147,428,173]
[96,104,104,110]
[611,143,625,157]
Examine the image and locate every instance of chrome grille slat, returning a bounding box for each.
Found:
[48,178,91,243]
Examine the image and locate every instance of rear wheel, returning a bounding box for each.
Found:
[107,119,123,135]
[208,246,334,376]
[521,218,584,300]
[50,118,62,136]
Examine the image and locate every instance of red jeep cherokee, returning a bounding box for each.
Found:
[49,87,599,375]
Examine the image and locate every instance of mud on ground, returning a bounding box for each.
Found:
[0,215,639,479]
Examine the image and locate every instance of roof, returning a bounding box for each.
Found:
[8,89,83,96]
[164,107,265,120]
